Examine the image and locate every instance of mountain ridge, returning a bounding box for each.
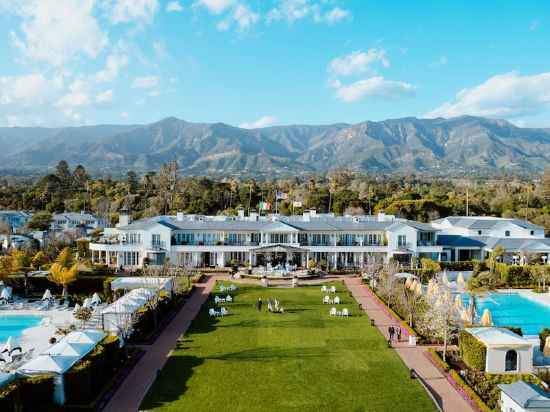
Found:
[1,116,549,177]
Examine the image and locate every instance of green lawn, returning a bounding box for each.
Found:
[141,281,437,412]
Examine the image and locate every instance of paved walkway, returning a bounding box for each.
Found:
[344,277,474,412]
[103,276,217,412]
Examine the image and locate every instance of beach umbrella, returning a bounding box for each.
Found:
[82,298,92,309]
[460,308,470,323]
[544,337,550,357]
[480,309,493,326]
[42,289,52,301]
[405,277,412,289]
[0,288,10,300]
[414,282,423,296]
[457,272,465,289]
[91,293,101,306]
[442,270,449,286]
[72,303,81,314]
[1,337,22,355]
[454,294,464,311]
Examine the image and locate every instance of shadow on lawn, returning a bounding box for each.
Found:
[215,318,326,329]
[140,354,204,410]
[205,346,333,362]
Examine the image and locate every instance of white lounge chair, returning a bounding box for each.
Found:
[334,296,341,304]
[220,307,228,317]
[342,308,349,317]
[329,307,337,316]
[323,295,330,304]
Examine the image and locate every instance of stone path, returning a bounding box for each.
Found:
[103,276,217,412]
[344,277,474,412]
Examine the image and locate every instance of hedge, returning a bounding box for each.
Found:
[0,374,55,412]
[459,330,487,371]
[369,286,418,337]
[427,348,450,372]
[6,275,111,298]
[64,335,121,405]
[449,370,492,412]
[440,261,475,271]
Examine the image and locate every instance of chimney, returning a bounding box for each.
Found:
[303,210,311,222]
[176,212,184,221]
[249,209,258,221]
[237,207,245,219]
[118,208,131,227]
[377,211,386,222]
[309,209,317,218]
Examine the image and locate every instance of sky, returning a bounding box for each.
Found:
[0,0,549,128]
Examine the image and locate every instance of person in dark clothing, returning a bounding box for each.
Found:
[396,327,402,342]
[256,298,263,312]
[388,326,394,341]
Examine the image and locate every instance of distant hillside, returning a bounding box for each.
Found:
[1,116,550,176]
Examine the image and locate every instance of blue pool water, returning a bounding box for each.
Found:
[0,315,43,343]
[471,292,550,336]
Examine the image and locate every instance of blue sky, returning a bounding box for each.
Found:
[0,0,549,128]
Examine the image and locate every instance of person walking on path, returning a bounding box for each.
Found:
[396,327,402,342]
[388,326,394,341]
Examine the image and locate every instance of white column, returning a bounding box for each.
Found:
[249,251,253,266]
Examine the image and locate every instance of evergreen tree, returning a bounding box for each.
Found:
[127,170,139,194]
[543,168,550,205]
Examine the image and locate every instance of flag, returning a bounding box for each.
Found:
[293,201,303,208]
[259,201,271,211]
[276,191,288,200]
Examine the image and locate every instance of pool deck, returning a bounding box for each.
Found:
[513,289,550,309]
[0,308,74,355]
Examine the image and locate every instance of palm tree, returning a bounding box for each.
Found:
[48,247,78,297]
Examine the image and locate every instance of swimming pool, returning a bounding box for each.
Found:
[0,315,43,343]
[472,292,550,336]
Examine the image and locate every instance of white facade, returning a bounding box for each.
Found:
[51,211,106,232]
[499,381,550,412]
[90,210,443,270]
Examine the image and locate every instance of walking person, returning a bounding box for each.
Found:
[396,327,402,342]
[388,326,394,341]
[256,297,263,312]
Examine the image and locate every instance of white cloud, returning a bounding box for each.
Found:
[132,76,160,88]
[166,1,183,12]
[332,77,415,103]
[94,50,129,83]
[195,0,234,14]
[323,7,350,25]
[218,3,259,31]
[239,115,277,129]
[8,0,108,66]
[55,79,91,110]
[0,73,63,106]
[153,41,168,58]
[148,89,161,97]
[426,72,550,119]
[267,0,351,25]
[95,89,113,103]
[328,49,389,77]
[108,0,159,23]
[120,111,129,118]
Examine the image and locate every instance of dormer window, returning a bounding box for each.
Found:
[477,230,482,235]
[530,230,535,236]
[505,230,510,237]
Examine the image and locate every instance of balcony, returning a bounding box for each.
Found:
[150,240,166,250]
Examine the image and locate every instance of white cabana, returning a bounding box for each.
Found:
[0,287,12,301]
[64,330,106,345]
[110,277,173,293]
[42,289,53,301]
[82,298,92,309]
[101,288,157,333]
[45,342,94,357]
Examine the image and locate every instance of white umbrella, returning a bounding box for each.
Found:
[42,289,52,301]
[0,288,10,300]
[72,303,81,314]
[454,294,464,311]
[457,272,465,289]
[1,337,22,355]
[481,309,493,326]
[442,270,449,286]
[82,298,92,309]
[91,293,101,306]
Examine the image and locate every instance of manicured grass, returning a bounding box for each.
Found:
[141,281,437,412]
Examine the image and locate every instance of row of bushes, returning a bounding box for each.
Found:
[368,285,418,337]
[64,335,122,405]
[6,274,112,298]
[459,330,487,371]
[440,261,475,271]
[0,375,55,412]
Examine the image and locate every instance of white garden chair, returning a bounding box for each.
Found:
[226,295,233,302]
[329,307,337,316]
[208,308,217,317]
[330,286,337,293]
[321,286,328,293]
[334,296,340,304]
[214,296,220,304]
[342,308,349,317]
[220,307,228,317]
[323,295,330,304]
[219,298,226,303]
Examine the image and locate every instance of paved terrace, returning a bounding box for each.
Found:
[344,277,474,412]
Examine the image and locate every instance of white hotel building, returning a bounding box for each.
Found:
[89,209,550,270]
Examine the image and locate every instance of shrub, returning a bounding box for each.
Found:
[449,370,492,412]
[540,328,550,351]
[459,330,487,371]
[0,382,20,412]
[440,261,475,271]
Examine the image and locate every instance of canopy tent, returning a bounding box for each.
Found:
[42,289,53,301]
[110,277,173,293]
[64,330,105,345]
[18,354,78,375]
[82,298,92,309]
[102,288,157,333]
[45,342,94,357]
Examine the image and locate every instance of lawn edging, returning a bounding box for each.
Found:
[425,349,492,412]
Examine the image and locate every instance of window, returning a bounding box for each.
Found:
[152,234,161,246]
[505,230,510,237]
[398,235,407,247]
[505,349,518,371]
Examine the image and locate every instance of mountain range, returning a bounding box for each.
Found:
[1,116,550,177]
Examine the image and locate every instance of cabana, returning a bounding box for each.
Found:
[17,329,106,405]
[465,327,534,374]
[101,288,157,333]
[499,381,550,412]
[110,277,173,293]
